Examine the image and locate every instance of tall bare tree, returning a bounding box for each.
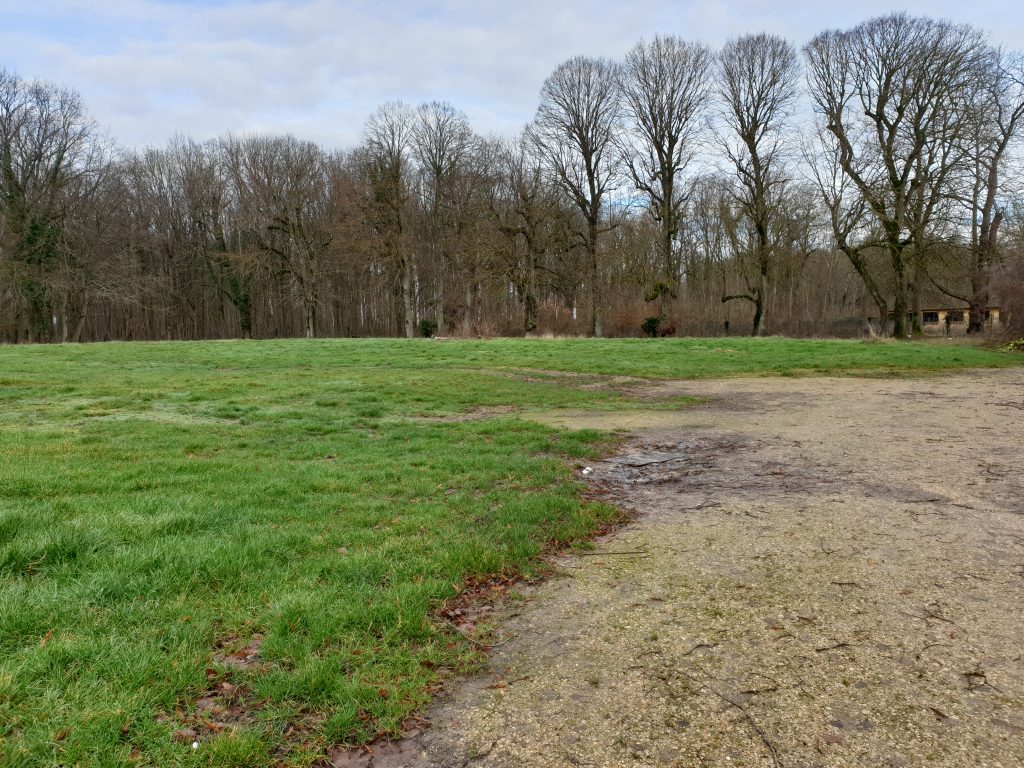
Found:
[962,49,1024,333]
[530,56,622,337]
[718,33,800,336]
[362,102,416,337]
[165,137,261,338]
[621,36,713,316]
[122,144,207,338]
[410,101,476,332]
[805,14,988,337]
[4,19,1022,345]
[804,126,891,332]
[223,134,332,338]
[491,135,576,334]
[449,137,502,334]
[0,68,110,341]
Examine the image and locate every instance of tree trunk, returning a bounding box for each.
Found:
[909,258,923,338]
[60,295,70,343]
[840,246,890,336]
[589,218,601,338]
[659,196,675,319]
[890,246,909,338]
[302,280,318,339]
[304,307,315,338]
[524,256,538,335]
[70,303,89,343]
[434,256,444,333]
[463,278,474,334]
[402,257,415,338]
[969,210,1001,335]
[238,295,253,339]
[752,272,768,337]
[968,283,989,335]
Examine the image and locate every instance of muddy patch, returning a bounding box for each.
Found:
[488,368,649,391]
[412,405,520,423]
[164,636,270,748]
[527,408,711,432]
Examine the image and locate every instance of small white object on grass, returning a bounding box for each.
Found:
[192,741,199,750]
[581,467,593,475]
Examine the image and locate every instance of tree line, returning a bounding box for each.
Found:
[2,12,1023,343]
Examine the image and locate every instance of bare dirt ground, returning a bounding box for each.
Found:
[352,368,1024,768]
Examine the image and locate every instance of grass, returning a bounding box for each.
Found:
[0,337,1016,767]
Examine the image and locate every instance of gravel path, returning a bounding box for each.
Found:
[360,369,1024,768]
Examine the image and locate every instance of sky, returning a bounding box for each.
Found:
[2,0,1023,151]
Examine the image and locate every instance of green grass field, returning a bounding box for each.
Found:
[0,338,1016,767]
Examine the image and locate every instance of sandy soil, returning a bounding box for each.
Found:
[347,369,1024,768]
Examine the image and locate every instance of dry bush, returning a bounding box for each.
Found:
[993,255,1024,337]
[535,298,585,336]
[604,303,650,337]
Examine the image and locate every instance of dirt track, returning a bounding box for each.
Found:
[368,369,1024,767]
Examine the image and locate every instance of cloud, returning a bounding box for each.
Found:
[2,0,1021,150]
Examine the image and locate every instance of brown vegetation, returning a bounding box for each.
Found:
[1,14,1022,343]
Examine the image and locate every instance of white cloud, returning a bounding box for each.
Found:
[2,0,1022,150]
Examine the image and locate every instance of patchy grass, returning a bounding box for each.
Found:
[0,337,1015,766]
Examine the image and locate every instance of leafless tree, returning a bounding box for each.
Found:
[0,68,110,340]
[449,137,502,334]
[621,36,714,317]
[161,137,261,338]
[805,13,988,337]
[121,137,257,338]
[679,175,733,312]
[491,134,576,333]
[5,17,1021,345]
[410,101,476,332]
[718,33,800,336]
[960,49,1024,332]
[223,134,332,338]
[804,126,890,333]
[530,56,622,337]
[120,145,204,338]
[362,102,416,337]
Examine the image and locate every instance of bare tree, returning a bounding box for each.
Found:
[621,36,713,317]
[0,68,110,341]
[679,174,733,317]
[491,134,575,334]
[805,14,988,337]
[122,137,258,339]
[170,137,260,338]
[962,49,1024,332]
[362,102,416,337]
[4,20,1017,345]
[410,101,476,332]
[223,134,332,338]
[804,126,890,333]
[449,137,501,334]
[121,144,204,339]
[530,56,622,337]
[717,33,800,337]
